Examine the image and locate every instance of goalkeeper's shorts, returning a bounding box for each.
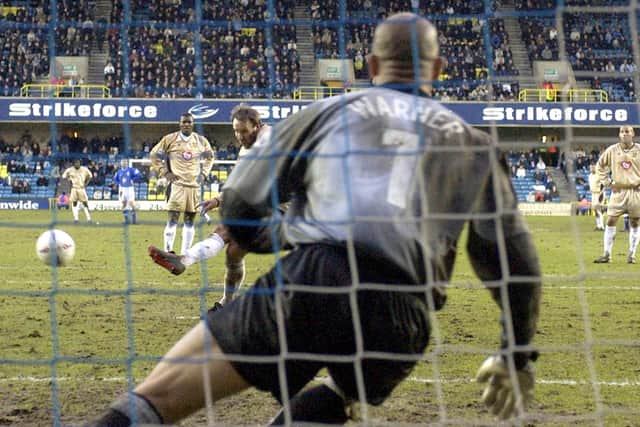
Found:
[206,242,431,405]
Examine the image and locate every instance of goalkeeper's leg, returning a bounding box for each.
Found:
[269,380,349,426]
[87,322,250,427]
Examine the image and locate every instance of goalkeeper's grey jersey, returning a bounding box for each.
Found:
[223,87,527,284]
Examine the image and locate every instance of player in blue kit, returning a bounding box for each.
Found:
[113,159,143,224]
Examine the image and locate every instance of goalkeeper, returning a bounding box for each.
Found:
[87,12,541,427]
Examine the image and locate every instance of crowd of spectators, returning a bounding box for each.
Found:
[311,0,518,100]
[0,3,50,96]
[517,0,636,102]
[11,177,31,193]
[506,149,563,202]
[520,17,558,63]
[104,0,299,99]
[0,0,637,102]
[0,0,96,96]
[516,0,630,8]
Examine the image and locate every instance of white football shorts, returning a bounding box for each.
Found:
[119,186,136,203]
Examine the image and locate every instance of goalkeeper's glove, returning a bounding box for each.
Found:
[476,355,535,420]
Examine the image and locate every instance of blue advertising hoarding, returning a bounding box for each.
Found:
[0,97,636,126]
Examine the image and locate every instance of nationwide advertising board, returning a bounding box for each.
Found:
[0,98,637,126]
[0,199,50,210]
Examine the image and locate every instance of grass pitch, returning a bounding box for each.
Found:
[1,210,639,426]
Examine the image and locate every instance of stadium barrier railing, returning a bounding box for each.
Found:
[20,84,111,99]
[293,86,365,100]
[518,88,608,103]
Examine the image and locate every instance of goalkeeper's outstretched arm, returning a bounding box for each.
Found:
[467,225,541,419]
[466,226,541,368]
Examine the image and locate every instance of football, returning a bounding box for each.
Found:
[36,229,76,266]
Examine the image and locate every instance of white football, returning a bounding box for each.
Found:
[36,229,76,266]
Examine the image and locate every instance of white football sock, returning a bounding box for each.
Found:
[629,227,640,256]
[596,212,603,228]
[83,205,91,221]
[604,225,617,255]
[71,204,79,221]
[182,233,225,266]
[164,223,177,252]
[180,224,196,255]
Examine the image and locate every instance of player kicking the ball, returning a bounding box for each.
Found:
[149,104,273,309]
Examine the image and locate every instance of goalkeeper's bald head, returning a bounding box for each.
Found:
[368,12,443,93]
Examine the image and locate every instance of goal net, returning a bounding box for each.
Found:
[0,0,639,426]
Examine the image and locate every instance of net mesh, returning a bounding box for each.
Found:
[0,0,639,426]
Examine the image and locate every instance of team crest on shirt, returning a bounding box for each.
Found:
[182,151,193,160]
[621,160,632,169]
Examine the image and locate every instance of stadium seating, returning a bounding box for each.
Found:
[517,2,636,101]
[0,0,627,203]
[1,0,632,102]
[106,0,299,98]
[0,0,94,95]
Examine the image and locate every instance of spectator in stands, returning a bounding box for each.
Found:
[545,177,559,201]
[576,194,590,215]
[533,169,545,183]
[36,175,49,187]
[50,74,64,86]
[104,61,115,78]
[542,80,555,102]
[11,179,21,194]
[620,59,636,73]
[58,192,70,210]
[526,191,536,203]
[51,164,61,180]
[516,164,527,179]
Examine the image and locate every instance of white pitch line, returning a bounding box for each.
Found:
[408,377,640,387]
[2,376,639,388]
[0,280,226,288]
[548,286,640,290]
[3,279,640,292]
